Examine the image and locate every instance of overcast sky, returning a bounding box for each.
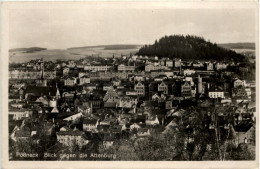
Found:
[9,2,257,49]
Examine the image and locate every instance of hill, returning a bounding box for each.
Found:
[9,47,47,53]
[218,43,255,50]
[137,35,247,63]
[68,44,142,50]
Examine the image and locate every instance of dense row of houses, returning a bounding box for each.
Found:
[8,56,255,157]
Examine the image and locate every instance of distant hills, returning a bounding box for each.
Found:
[9,47,47,53]
[218,43,255,50]
[68,44,142,50]
[137,35,248,63]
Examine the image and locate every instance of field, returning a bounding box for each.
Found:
[9,45,142,63]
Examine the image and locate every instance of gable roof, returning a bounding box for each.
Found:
[83,118,98,125]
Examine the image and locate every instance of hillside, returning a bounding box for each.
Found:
[68,44,142,50]
[9,47,47,53]
[218,43,255,50]
[137,35,247,63]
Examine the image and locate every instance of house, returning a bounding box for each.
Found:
[130,123,141,131]
[165,100,173,109]
[234,79,246,88]
[103,82,114,91]
[232,86,248,98]
[205,62,214,71]
[103,89,120,102]
[25,86,57,99]
[79,75,90,85]
[118,96,138,108]
[68,60,76,68]
[174,58,182,68]
[118,64,135,72]
[112,79,121,86]
[166,59,173,67]
[183,69,195,76]
[208,86,224,99]
[77,105,92,114]
[192,61,204,68]
[126,89,137,96]
[137,128,151,137]
[134,81,145,96]
[234,121,255,145]
[215,63,227,70]
[9,109,27,120]
[84,64,111,71]
[63,112,83,122]
[35,96,49,106]
[51,106,59,113]
[102,133,115,149]
[63,67,70,76]
[83,118,99,131]
[84,84,97,91]
[158,81,169,94]
[64,77,77,86]
[145,63,167,72]
[12,129,31,142]
[145,115,160,126]
[56,128,90,147]
[181,81,192,97]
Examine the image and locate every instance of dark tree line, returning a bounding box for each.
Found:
[137,35,247,63]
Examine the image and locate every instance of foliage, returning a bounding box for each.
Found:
[137,35,247,63]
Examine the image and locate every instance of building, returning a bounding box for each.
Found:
[181,81,192,97]
[118,96,138,108]
[205,62,214,71]
[64,77,77,86]
[208,86,224,98]
[215,63,228,70]
[234,79,246,88]
[56,128,90,147]
[174,58,182,68]
[83,118,99,131]
[84,64,111,71]
[145,63,167,72]
[118,64,135,72]
[197,75,203,94]
[183,69,196,76]
[134,81,145,96]
[158,81,169,95]
[79,75,90,85]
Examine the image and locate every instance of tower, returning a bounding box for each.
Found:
[197,74,202,94]
[36,59,47,86]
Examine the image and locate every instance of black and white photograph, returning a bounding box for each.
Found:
[1,1,258,168]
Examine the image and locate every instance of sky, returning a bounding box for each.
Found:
[9,2,257,49]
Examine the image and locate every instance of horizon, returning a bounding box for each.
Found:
[10,41,256,50]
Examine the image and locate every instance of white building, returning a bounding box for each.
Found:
[208,86,225,98]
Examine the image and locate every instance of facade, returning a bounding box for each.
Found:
[181,81,192,97]
[56,130,90,147]
[134,81,145,96]
[64,77,77,86]
[79,75,90,85]
[208,86,225,98]
[145,63,167,72]
[234,79,246,88]
[83,119,99,131]
[174,58,182,67]
[118,64,135,71]
[158,81,168,94]
[84,64,111,71]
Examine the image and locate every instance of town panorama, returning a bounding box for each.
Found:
[8,36,256,161]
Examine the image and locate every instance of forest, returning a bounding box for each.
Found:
[137,35,247,63]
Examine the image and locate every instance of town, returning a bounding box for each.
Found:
[9,53,256,160]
